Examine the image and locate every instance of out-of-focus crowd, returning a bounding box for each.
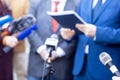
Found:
[0,0,120,80]
[0,0,29,80]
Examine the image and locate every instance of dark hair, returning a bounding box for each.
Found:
[0,0,11,17]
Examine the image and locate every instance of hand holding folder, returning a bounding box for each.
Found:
[47,10,87,35]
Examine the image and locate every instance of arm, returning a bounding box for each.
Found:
[37,34,78,61]
[76,24,120,44]
[58,34,77,58]
[27,0,44,53]
[95,27,120,44]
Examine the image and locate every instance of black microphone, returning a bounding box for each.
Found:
[1,14,36,36]
[8,14,36,34]
[45,34,59,56]
[99,52,120,77]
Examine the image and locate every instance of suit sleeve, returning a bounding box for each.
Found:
[27,0,44,52]
[58,34,78,58]
[28,0,41,15]
[95,26,120,44]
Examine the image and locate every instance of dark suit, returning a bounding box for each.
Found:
[73,0,120,80]
[0,42,13,80]
[0,2,13,80]
[27,0,79,80]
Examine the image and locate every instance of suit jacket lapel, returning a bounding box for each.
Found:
[87,0,93,23]
[80,0,93,23]
[93,0,112,23]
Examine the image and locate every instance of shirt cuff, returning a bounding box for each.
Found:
[93,35,96,40]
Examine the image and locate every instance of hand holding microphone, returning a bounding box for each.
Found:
[45,34,59,61]
[37,46,58,61]
[2,35,19,48]
[99,52,120,77]
[37,34,59,61]
[3,24,38,53]
[39,46,49,61]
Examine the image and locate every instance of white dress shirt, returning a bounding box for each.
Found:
[93,0,106,8]
[85,0,106,54]
[51,0,67,12]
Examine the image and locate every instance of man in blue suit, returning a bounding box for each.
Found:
[60,0,120,80]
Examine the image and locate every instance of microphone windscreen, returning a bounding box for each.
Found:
[50,34,58,39]
[45,34,58,47]
[99,52,112,65]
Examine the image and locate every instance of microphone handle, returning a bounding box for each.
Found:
[114,71,120,77]
[3,46,11,53]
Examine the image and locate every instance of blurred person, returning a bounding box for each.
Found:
[0,0,18,80]
[27,0,79,80]
[60,0,120,80]
[9,0,30,80]
[112,76,120,80]
[2,0,30,80]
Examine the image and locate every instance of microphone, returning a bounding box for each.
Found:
[3,24,38,53]
[45,34,59,55]
[99,52,120,77]
[1,14,36,37]
[0,15,13,26]
[17,24,37,40]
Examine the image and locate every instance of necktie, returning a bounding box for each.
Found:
[52,1,60,33]
[93,0,102,16]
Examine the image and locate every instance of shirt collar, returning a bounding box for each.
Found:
[93,0,106,8]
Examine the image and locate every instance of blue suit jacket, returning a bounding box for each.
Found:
[73,0,120,80]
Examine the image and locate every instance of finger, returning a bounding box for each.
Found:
[75,24,85,32]
[71,30,75,34]
[60,28,72,33]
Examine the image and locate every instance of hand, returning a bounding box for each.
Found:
[40,49,58,61]
[112,76,120,80]
[40,49,49,61]
[60,28,75,40]
[37,45,57,61]
[50,51,58,61]
[75,24,96,37]
[3,36,19,48]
